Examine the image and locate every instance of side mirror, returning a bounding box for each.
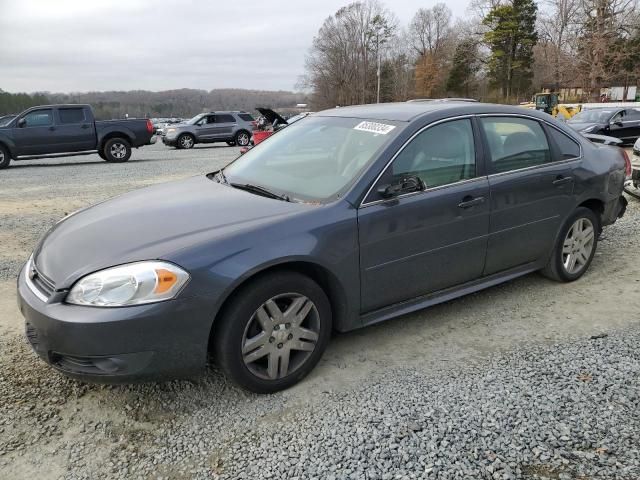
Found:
[377,175,425,199]
[612,120,624,127]
[17,118,26,128]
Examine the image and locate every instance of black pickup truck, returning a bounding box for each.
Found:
[0,104,156,169]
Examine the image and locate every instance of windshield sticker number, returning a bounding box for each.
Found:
[354,121,396,135]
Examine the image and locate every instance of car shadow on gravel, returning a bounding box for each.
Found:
[5,158,168,170]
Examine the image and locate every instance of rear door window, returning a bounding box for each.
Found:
[58,107,86,124]
[479,117,551,173]
[22,109,53,127]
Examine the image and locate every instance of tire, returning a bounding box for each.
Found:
[235,130,251,147]
[177,133,195,149]
[103,137,131,163]
[541,207,599,282]
[226,141,236,147]
[98,150,107,160]
[213,271,332,393]
[0,144,10,169]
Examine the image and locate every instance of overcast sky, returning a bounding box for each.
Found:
[0,0,470,94]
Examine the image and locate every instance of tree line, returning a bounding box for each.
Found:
[0,88,308,119]
[302,0,640,109]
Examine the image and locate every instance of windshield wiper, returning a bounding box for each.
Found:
[230,182,291,202]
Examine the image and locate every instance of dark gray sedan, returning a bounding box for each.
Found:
[17,102,629,393]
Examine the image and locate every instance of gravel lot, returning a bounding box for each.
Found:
[1,143,639,479]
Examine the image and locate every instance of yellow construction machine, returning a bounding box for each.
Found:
[521,93,581,120]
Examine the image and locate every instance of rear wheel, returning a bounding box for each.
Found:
[177,133,195,149]
[235,130,250,147]
[103,138,131,163]
[213,272,332,393]
[0,144,10,169]
[541,207,599,282]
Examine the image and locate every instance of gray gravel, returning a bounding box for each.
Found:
[1,144,639,479]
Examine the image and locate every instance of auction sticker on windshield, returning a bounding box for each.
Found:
[354,121,396,135]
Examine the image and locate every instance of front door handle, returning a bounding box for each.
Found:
[48,126,56,131]
[553,175,573,186]
[458,196,485,209]
[81,123,91,129]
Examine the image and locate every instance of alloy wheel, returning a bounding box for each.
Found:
[237,132,250,146]
[110,143,127,159]
[180,135,194,148]
[562,217,595,275]
[242,293,320,380]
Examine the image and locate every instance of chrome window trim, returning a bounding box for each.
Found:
[361,176,487,208]
[360,115,475,208]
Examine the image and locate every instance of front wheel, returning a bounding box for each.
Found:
[541,207,599,282]
[177,134,195,149]
[213,272,332,393]
[103,138,131,163]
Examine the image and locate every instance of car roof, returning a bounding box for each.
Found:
[315,102,550,122]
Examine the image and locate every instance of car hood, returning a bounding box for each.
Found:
[34,175,308,288]
[566,122,600,132]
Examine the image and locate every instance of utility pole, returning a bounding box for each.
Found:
[376,31,381,104]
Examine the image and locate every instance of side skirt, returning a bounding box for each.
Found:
[360,261,542,328]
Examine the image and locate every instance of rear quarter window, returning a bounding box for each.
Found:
[238,113,254,122]
[547,127,581,160]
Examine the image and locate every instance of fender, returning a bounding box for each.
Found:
[96,124,138,146]
[0,130,17,158]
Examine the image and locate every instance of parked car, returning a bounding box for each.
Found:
[18,102,628,393]
[240,110,313,154]
[566,107,640,145]
[0,104,156,169]
[162,111,254,149]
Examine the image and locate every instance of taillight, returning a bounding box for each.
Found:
[146,119,154,134]
[622,149,631,178]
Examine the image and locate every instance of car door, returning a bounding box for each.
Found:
[12,108,56,156]
[194,115,217,141]
[357,118,490,312]
[54,106,96,153]
[211,113,236,140]
[479,115,580,275]
[619,108,640,143]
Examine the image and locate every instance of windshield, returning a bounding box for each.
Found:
[223,116,403,202]
[569,109,615,123]
[186,114,206,125]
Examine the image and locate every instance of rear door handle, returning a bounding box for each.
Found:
[553,175,573,186]
[81,123,90,129]
[48,126,56,131]
[458,196,485,209]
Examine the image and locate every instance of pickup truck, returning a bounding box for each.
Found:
[0,104,156,169]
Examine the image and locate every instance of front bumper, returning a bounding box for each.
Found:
[17,264,212,383]
[162,135,177,146]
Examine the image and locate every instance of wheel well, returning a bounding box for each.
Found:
[99,132,131,151]
[578,198,604,220]
[0,141,11,158]
[208,262,349,349]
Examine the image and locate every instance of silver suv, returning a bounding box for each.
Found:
[162,111,254,149]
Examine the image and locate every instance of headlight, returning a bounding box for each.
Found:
[166,128,176,134]
[66,261,189,307]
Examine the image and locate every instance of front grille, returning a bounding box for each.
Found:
[26,261,56,300]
